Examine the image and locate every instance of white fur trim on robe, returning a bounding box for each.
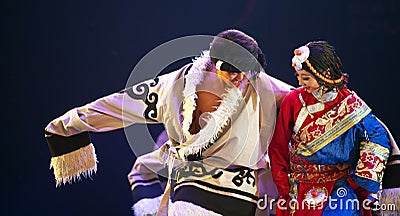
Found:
[168,201,222,216]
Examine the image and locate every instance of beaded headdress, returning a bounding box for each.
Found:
[291,45,344,85]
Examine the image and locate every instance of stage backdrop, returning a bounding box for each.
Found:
[3,0,399,215]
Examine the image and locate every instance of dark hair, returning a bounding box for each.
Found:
[209,29,266,76]
[302,41,348,89]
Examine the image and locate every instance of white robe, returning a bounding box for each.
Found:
[45,52,293,215]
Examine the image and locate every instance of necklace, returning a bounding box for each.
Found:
[312,90,338,103]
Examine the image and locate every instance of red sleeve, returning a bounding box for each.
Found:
[268,92,296,197]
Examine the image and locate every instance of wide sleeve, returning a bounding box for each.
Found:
[348,113,391,195]
[45,72,178,136]
[268,92,295,197]
[44,70,182,186]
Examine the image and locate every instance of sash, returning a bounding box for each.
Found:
[293,93,371,156]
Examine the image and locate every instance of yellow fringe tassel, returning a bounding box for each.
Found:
[50,143,98,187]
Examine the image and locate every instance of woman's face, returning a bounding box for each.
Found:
[295,69,320,93]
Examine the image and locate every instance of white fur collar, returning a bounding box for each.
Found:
[180,51,243,157]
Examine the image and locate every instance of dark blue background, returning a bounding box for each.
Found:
[3,0,399,215]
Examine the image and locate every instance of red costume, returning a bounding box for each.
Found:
[269,87,391,216]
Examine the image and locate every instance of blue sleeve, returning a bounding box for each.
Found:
[351,113,391,193]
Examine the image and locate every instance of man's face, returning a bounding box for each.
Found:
[216,69,248,88]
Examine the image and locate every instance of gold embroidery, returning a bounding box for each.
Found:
[290,159,350,184]
[295,94,371,156]
[294,103,325,134]
[355,141,390,182]
[360,141,390,158]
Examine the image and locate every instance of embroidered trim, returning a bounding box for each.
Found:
[355,141,390,183]
[295,94,371,156]
[294,94,324,134]
[290,158,351,184]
